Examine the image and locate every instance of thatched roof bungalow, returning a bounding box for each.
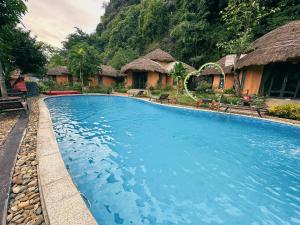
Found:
[48,65,122,87]
[47,66,72,85]
[121,48,195,89]
[236,20,300,98]
[89,65,123,87]
[201,55,237,91]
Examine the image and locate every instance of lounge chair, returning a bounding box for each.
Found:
[0,97,29,113]
[150,93,170,104]
[221,96,268,117]
[127,89,145,97]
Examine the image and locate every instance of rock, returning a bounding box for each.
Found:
[11,206,18,212]
[13,174,23,185]
[12,186,26,194]
[28,180,37,187]
[12,186,21,194]
[18,200,30,208]
[11,214,22,221]
[32,215,44,225]
[6,214,13,222]
[15,193,25,201]
[30,197,40,204]
[31,161,38,166]
[35,207,42,215]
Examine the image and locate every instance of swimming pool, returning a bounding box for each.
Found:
[45,95,300,225]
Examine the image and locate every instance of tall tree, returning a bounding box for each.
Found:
[67,42,101,86]
[217,0,278,94]
[0,0,27,98]
[170,62,186,100]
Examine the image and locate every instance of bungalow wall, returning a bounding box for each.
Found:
[55,75,69,85]
[125,70,171,88]
[212,74,235,90]
[239,66,264,95]
[89,75,117,87]
[102,76,116,87]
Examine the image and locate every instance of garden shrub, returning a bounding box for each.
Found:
[195,82,214,94]
[221,95,240,105]
[84,86,112,94]
[114,83,128,93]
[268,104,300,121]
[223,87,235,94]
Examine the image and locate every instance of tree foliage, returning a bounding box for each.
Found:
[67,42,101,85]
[0,0,27,28]
[52,0,300,75]
[218,0,279,54]
[170,62,186,99]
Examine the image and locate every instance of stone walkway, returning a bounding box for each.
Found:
[6,100,45,225]
[0,113,20,147]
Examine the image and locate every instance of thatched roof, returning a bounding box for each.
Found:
[100,65,120,77]
[202,55,236,75]
[165,61,196,74]
[237,20,300,69]
[47,66,69,76]
[121,57,166,73]
[144,48,176,62]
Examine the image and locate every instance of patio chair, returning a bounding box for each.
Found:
[221,96,268,117]
[150,93,170,104]
[0,97,29,113]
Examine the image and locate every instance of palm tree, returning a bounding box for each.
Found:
[170,62,186,100]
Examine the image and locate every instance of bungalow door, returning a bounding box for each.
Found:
[132,72,147,89]
[262,63,300,98]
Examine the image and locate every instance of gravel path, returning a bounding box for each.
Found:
[0,113,20,147]
[6,100,45,225]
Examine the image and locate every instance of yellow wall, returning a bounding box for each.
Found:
[213,75,221,89]
[89,75,117,87]
[124,70,174,88]
[225,74,235,90]
[212,73,234,90]
[147,71,160,87]
[240,66,264,95]
[102,76,116,87]
[55,75,69,85]
[126,71,133,87]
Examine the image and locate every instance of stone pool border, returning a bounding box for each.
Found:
[37,98,97,225]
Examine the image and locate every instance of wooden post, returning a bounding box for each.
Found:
[0,61,8,98]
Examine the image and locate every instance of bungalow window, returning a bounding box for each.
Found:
[240,70,247,89]
[261,62,300,98]
[218,75,224,89]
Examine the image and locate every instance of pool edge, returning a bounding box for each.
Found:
[37,98,98,225]
[44,94,300,128]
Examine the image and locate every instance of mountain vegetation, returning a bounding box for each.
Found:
[53,0,300,72]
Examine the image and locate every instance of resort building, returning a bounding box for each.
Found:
[89,65,124,87]
[121,48,195,89]
[201,55,237,91]
[47,65,122,87]
[236,20,300,98]
[47,66,72,85]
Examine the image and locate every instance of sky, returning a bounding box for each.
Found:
[22,0,109,48]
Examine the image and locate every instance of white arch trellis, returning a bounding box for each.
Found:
[184,62,226,102]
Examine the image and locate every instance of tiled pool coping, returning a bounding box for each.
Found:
[37,99,97,225]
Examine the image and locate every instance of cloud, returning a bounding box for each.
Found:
[22,0,109,47]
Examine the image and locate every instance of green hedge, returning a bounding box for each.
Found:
[268,104,300,121]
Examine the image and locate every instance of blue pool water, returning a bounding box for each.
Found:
[46,95,300,225]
